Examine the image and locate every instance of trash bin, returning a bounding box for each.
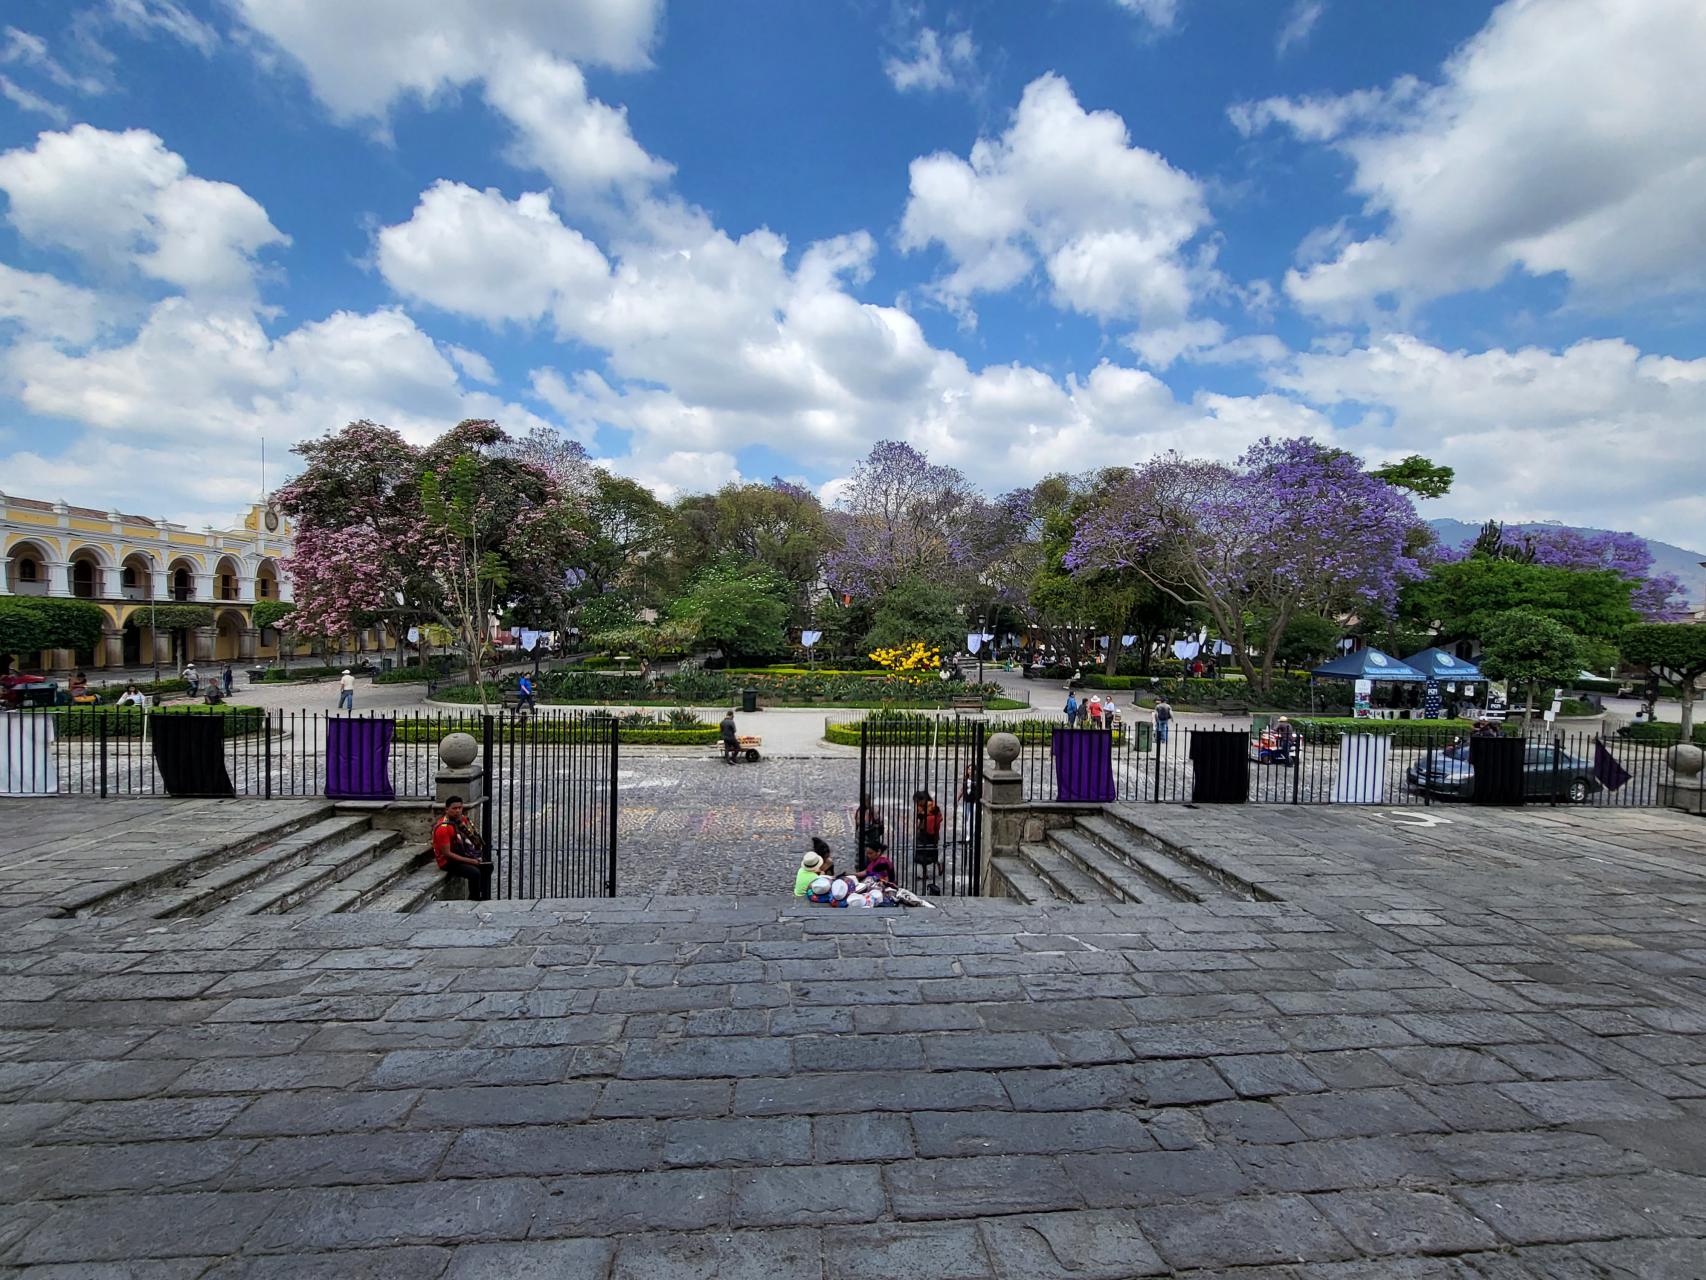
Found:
[381,658,394,672]
[741,687,758,714]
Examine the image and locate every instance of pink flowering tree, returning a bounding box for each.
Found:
[279,419,585,696]
[1067,438,1422,693]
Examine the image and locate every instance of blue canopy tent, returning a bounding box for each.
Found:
[1310,648,1426,682]
[1402,647,1488,720]
[1309,647,1425,715]
[1401,647,1484,682]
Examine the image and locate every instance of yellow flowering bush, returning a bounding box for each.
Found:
[869,641,942,685]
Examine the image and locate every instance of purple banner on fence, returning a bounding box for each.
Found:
[1053,729,1116,802]
[326,717,395,801]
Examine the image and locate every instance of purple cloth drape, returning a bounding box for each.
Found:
[1053,728,1116,802]
[1592,740,1631,792]
[326,717,395,800]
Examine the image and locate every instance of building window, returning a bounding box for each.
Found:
[18,559,37,582]
[258,576,272,598]
[220,574,235,600]
[122,566,137,588]
[72,561,95,598]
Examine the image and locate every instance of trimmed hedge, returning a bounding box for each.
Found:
[1288,717,1520,746]
[259,665,346,682]
[0,596,104,655]
[392,716,718,745]
[49,705,266,738]
[825,715,1151,751]
[91,679,189,703]
[1619,721,1706,747]
[531,669,1010,709]
[373,660,457,685]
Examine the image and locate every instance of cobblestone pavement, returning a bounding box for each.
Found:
[616,757,859,898]
[0,807,1703,1275]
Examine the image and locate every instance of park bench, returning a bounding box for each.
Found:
[950,696,985,713]
[1209,701,1250,717]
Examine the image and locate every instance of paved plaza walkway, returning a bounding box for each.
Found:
[0,800,1703,1275]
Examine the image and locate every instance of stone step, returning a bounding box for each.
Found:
[364,861,450,914]
[988,854,1060,905]
[1015,841,1112,904]
[140,815,378,920]
[1089,810,1266,901]
[207,827,406,918]
[66,804,338,918]
[1046,827,1175,904]
[296,845,437,915]
[1075,813,1242,902]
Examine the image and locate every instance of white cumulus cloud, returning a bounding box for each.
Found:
[0,125,288,298]
[900,73,1213,325]
[1237,0,1706,316]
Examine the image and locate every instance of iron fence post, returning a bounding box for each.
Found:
[606,720,619,898]
[263,710,273,799]
[98,710,108,799]
[481,712,496,867]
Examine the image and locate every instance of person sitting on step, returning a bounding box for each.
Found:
[432,796,493,902]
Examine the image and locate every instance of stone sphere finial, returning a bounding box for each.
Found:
[1668,742,1704,780]
[439,731,479,769]
[987,731,1021,771]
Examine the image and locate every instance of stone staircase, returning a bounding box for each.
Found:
[85,806,447,920]
[990,806,1270,906]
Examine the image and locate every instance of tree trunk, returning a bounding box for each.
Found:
[1523,683,1536,727]
[1680,674,1696,740]
[1103,643,1119,676]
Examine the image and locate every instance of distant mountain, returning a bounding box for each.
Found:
[1427,519,1706,608]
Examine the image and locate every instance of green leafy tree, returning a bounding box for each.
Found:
[1621,623,1706,738]
[1404,559,1637,643]
[251,600,298,671]
[670,481,831,620]
[668,564,790,661]
[862,575,964,655]
[0,598,104,666]
[1372,455,1455,499]
[1478,607,1583,723]
[1253,612,1343,670]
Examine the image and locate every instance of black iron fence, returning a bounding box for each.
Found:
[1014,723,1679,809]
[1,707,478,799]
[484,711,618,900]
[857,716,987,896]
[0,706,621,899]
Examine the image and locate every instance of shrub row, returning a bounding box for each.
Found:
[529,669,1009,708]
[824,715,1151,751]
[391,717,717,745]
[1287,717,1519,746]
[1618,721,1706,747]
[373,660,458,685]
[49,705,266,738]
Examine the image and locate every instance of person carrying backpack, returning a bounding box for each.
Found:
[912,790,944,895]
[1154,697,1173,746]
[1064,692,1079,727]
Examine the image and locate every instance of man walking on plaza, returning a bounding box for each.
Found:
[720,709,739,764]
[337,668,355,712]
[1154,696,1172,746]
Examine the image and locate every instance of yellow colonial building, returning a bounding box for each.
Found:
[1,490,296,673]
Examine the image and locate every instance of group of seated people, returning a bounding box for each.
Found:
[791,834,917,907]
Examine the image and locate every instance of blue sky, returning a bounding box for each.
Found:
[0,0,1703,562]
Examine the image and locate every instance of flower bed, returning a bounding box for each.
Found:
[824,714,1149,751]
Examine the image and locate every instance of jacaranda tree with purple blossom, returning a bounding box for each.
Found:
[1447,522,1688,622]
[1067,438,1422,693]
[825,440,986,602]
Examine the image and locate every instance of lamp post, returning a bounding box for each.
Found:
[976,613,986,685]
